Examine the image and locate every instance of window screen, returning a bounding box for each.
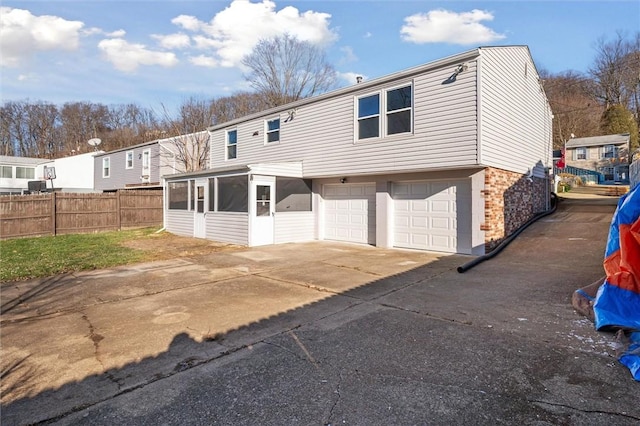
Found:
[276,177,312,212]
[218,175,248,212]
[168,181,188,209]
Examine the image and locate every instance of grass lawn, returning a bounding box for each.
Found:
[0,227,161,282]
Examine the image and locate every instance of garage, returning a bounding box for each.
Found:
[393,180,472,253]
[323,184,376,244]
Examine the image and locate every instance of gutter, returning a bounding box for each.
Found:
[457,192,558,273]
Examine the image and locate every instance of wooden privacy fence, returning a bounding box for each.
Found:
[0,190,163,239]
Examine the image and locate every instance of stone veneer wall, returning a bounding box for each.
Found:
[482,167,548,251]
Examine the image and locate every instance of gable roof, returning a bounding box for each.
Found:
[207,45,537,132]
[565,133,630,148]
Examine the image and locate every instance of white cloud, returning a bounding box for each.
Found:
[152,33,190,49]
[0,7,84,67]
[400,9,506,45]
[363,32,372,39]
[189,54,218,68]
[170,0,337,68]
[98,38,178,73]
[339,46,358,63]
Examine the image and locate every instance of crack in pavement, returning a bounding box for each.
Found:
[79,312,123,390]
[529,399,640,421]
[324,370,343,426]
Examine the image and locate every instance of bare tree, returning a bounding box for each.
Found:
[211,92,268,124]
[589,31,640,109]
[541,70,604,147]
[242,34,337,107]
[161,97,215,173]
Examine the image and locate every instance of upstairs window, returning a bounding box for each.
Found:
[16,167,35,179]
[226,129,237,160]
[575,147,587,160]
[602,145,616,159]
[356,83,413,140]
[386,85,412,135]
[265,118,280,143]
[357,94,380,139]
[102,157,110,178]
[126,151,134,169]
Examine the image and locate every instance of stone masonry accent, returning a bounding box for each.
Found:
[483,167,548,251]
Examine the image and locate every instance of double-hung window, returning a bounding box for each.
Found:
[226,129,237,160]
[602,145,616,159]
[102,157,110,178]
[575,147,586,160]
[265,118,280,143]
[357,94,380,139]
[0,166,12,178]
[356,83,412,140]
[386,85,412,135]
[126,151,133,169]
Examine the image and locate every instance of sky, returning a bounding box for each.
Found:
[1,0,639,115]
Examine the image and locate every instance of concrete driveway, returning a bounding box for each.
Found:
[2,195,639,425]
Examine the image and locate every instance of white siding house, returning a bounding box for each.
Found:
[164,46,553,255]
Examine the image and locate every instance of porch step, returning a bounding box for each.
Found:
[570,184,629,196]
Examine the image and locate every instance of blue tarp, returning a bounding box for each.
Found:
[593,185,640,381]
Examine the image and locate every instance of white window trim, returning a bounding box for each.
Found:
[264,117,280,144]
[102,157,111,178]
[355,92,381,142]
[602,144,616,159]
[354,81,413,142]
[142,149,151,169]
[226,128,238,160]
[575,147,586,160]
[385,83,413,137]
[126,150,134,169]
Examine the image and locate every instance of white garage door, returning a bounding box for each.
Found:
[324,184,376,244]
[393,180,471,253]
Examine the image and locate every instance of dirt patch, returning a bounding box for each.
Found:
[121,231,242,261]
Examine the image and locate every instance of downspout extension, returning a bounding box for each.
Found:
[457,192,558,273]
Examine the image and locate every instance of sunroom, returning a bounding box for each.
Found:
[163,162,315,246]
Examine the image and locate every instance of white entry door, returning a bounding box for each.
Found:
[250,177,275,246]
[194,180,206,238]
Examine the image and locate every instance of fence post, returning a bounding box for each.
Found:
[116,190,122,230]
[51,192,57,236]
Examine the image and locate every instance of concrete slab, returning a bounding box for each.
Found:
[2,198,639,425]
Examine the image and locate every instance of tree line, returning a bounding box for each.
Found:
[1,32,638,163]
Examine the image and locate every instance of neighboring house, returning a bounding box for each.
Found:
[41,151,103,192]
[630,159,640,189]
[164,46,553,255]
[0,155,49,194]
[93,132,209,192]
[564,133,630,184]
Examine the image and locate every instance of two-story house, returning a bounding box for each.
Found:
[564,133,630,184]
[163,46,553,256]
[94,132,209,192]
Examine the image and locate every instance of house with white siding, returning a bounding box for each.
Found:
[163,46,553,255]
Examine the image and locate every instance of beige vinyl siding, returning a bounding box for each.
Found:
[479,47,552,177]
[165,210,194,237]
[274,212,315,243]
[206,212,249,245]
[209,59,479,177]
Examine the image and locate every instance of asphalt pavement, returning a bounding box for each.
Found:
[1,194,638,425]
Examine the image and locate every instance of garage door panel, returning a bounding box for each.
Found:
[393,180,471,253]
[324,184,376,245]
